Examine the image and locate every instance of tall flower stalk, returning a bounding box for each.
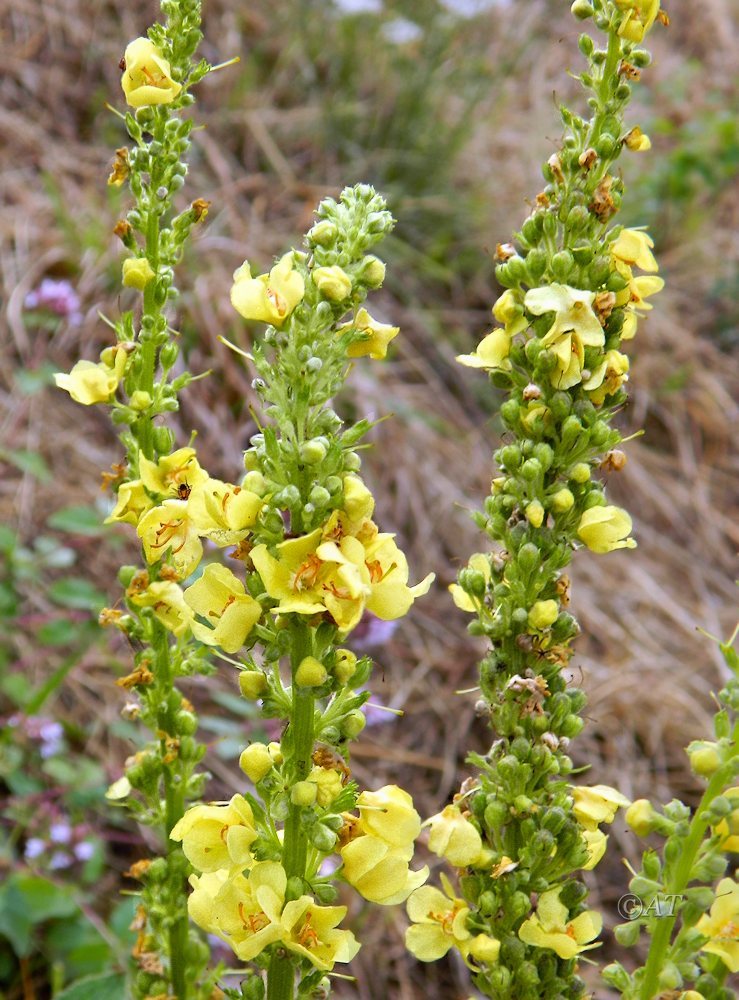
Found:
[405,1,670,996]
[169,185,433,1000]
[56,2,217,997]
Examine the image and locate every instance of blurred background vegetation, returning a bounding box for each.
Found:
[1,0,737,996]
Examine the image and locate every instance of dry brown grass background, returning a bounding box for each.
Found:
[1,0,738,996]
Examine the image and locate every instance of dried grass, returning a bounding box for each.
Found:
[1,0,737,997]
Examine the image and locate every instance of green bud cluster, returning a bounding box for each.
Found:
[439,4,670,998]
[604,631,739,1000]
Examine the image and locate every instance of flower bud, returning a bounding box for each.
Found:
[291,781,317,807]
[239,742,274,783]
[528,600,559,630]
[295,656,328,687]
[122,257,156,290]
[341,710,366,739]
[129,390,152,412]
[525,501,545,528]
[551,488,575,513]
[307,220,338,247]
[300,440,327,464]
[571,0,593,19]
[625,798,659,837]
[358,255,386,288]
[313,265,352,301]
[570,462,591,483]
[334,649,357,685]
[239,671,268,700]
[687,741,721,777]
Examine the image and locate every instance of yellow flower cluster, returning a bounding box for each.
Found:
[170,798,359,971]
[105,447,264,652]
[518,886,602,960]
[457,238,662,401]
[339,785,429,905]
[611,228,664,340]
[252,475,433,634]
[570,784,631,871]
[405,873,500,969]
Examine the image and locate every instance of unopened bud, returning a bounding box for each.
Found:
[239,743,274,783]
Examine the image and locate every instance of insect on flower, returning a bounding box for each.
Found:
[312,743,351,784]
[175,481,192,500]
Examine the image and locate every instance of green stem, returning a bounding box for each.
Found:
[267,625,315,1000]
[638,767,729,1000]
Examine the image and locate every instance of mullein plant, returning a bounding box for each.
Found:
[169,186,433,1000]
[56,3,219,998]
[400,1,728,997]
[55,3,434,1000]
[606,629,739,999]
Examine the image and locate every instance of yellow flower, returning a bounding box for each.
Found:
[55,349,127,406]
[336,308,399,360]
[714,788,739,852]
[577,506,636,554]
[340,834,428,905]
[427,805,484,867]
[623,126,651,151]
[280,895,360,971]
[122,257,156,290]
[456,328,513,371]
[406,874,499,967]
[105,479,154,526]
[230,253,304,327]
[628,274,664,313]
[524,284,605,389]
[183,564,261,654]
[342,475,375,524]
[571,784,630,831]
[357,785,423,846]
[121,37,182,108]
[127,579,193,637]
[188,863,283,958]
[611,229,659,273]
[170,794,258,872]
[449,553,491,613]
[456,285,528,371]
[583,350,630,404]
[252,529,367,630]
[492,289,528,336]
[138,448,209,497]
[615,0,661,43]
[191,862,359,970]
[580,829,608,870]
[695,877,739,972]
[137,499,203,578]
[312,265,352,302]
[360,532,434,621]
[187,478,264,547]
[518,886,602,959]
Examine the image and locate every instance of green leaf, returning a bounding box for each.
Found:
[0,448,52,482]
[38,618,80,646]
[0,524,17,553]
[54,972,127,1000]
[9,874,78,923]
[47,577,106,611]
[47,505,103,537]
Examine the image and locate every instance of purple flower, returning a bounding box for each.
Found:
[24,837,46,860]
[25,279,82,325]
[49,822,72,844]
[48,851,73,871]
[73,841,96,862]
